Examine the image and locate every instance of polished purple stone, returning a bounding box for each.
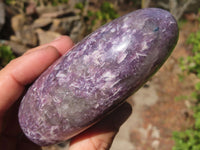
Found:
[18,8,178,146]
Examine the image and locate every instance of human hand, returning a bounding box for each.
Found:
[0,36,132,150]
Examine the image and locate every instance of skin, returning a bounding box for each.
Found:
[0,36,132,150]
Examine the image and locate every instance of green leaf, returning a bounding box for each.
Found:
[75,2,84,11]
[195,82,200,90]
[0,45,15,67]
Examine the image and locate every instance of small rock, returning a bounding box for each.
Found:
[26,1,37,15]
[36,4,70,16]
[50,16,81,34]
[20,26,38,46]
[11,13,37,46]
[0,1,5,31]
[10,35,21,43]
[68,0,88,7]
[11,14,26,33]
[151,140,160,149]
[36,4,80,18]
[185,100,191,108]
[33,17,53,28]
[11,25,37,47]
[50,19,61,32]
[36,29,61,45]
[50,16,83,42]
[7,41,29,56]
[41,9,80,18]
[70,19,83,42]
[0,40,28,56]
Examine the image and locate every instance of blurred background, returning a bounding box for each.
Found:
[1,0,200,149]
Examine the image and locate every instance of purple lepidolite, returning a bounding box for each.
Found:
[18,8,178,146]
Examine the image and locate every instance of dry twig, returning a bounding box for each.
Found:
[159,0,195,20]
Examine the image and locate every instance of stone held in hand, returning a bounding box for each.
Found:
[18,8,179,146]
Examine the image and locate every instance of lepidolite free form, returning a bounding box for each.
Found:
[18,8,178,146]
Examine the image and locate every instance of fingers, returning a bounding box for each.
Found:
[0,46,59,116]
[4,46,60,85]
[69,102,132,150]
[25,36,74,55]
[0,36,74,116]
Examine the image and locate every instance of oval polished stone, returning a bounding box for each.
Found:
[18,8,178,146]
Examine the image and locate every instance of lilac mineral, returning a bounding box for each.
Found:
[18,8,178,146]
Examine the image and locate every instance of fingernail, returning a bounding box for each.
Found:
[23,46,48,56]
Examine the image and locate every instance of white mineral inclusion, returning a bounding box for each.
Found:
[117,52,128,64]
[102,71,116,81]
[111,28,116,33]
[114,40,130,52]
[141,41,148,51]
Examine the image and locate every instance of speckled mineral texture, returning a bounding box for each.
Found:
[18,8,178,146]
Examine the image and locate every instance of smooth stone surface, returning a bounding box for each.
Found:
[18,8,178,146]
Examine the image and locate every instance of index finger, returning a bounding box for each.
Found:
[0,36,74,116]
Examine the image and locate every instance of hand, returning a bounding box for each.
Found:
[0,36,132,150]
